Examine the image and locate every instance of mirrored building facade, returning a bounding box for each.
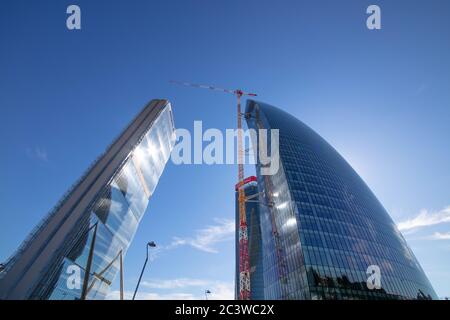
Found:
[245,100,437,300]
[0,99,176,300]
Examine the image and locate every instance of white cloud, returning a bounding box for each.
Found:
[106,290,196,300]
[397,206,450,232]
[106,279,234,300]
[427,232,450,240]
[26,146,48,162]
[167,218,235,253]
[141,278,209,289]
[143,218,235,264]
[208,281,234,300]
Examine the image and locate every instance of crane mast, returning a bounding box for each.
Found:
[236,92,250,300]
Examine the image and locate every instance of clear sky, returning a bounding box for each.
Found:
[0,0,449,299]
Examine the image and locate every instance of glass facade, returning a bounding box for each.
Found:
[0,100,175,300]
[235,177,264,300]
[245,100,437,300]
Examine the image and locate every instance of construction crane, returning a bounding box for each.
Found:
[170,80,256,300]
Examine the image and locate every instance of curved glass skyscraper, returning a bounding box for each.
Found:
[245,100,437,300]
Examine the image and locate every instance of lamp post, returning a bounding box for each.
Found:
[132,241,157,300]
[205,290,211,300]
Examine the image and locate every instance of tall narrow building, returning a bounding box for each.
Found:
[0,99,176,300]
[245,100,437,300]
[235,176,264,300]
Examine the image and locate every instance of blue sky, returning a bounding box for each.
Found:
[0,0,449,299]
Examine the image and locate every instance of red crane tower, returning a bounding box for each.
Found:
[170,80,256,300]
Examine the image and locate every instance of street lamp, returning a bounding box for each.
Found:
[132,241,157,300]
[205,290,211,300]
